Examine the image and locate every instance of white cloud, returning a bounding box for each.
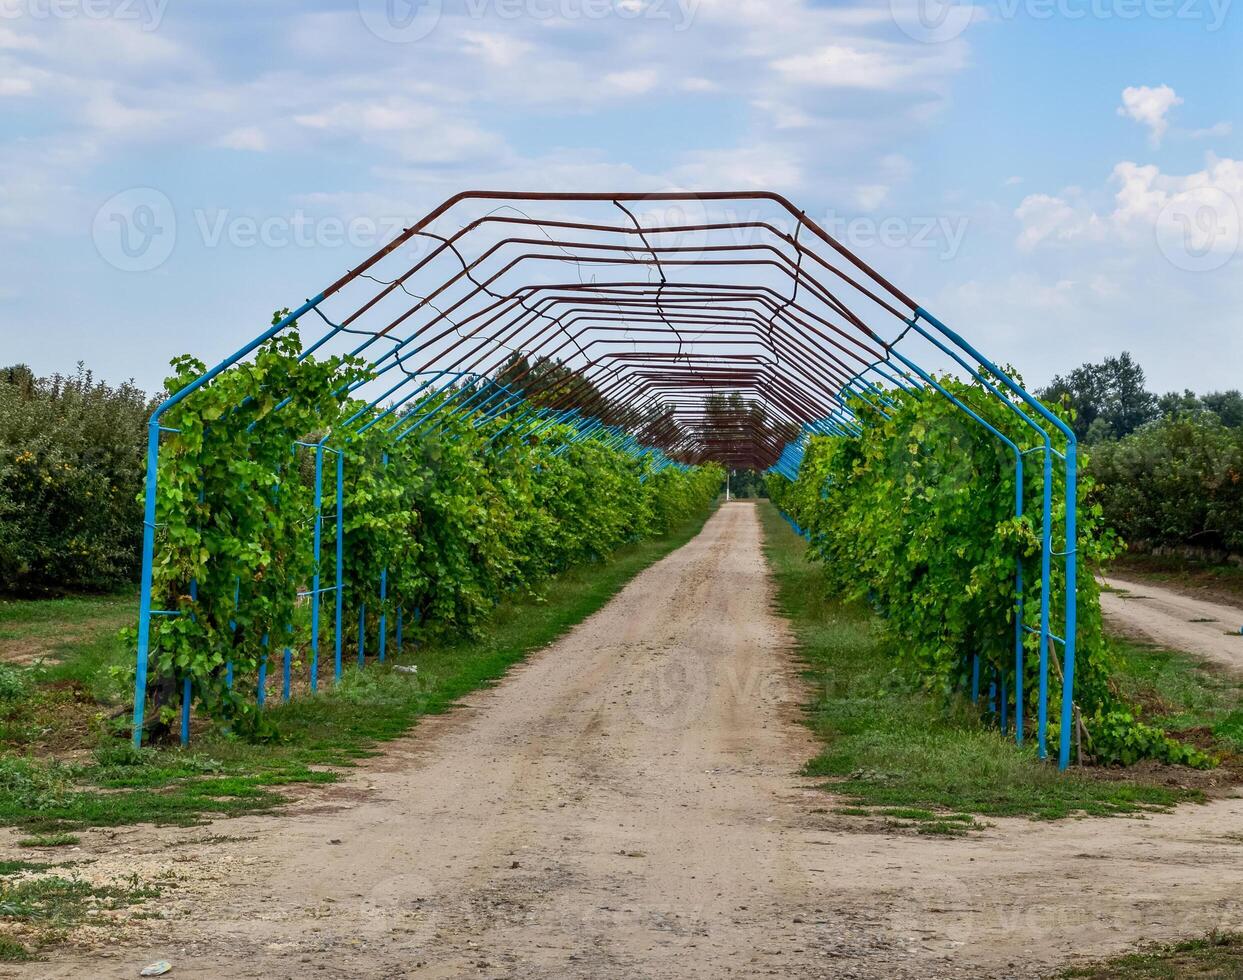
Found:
[1117,85,1182,147]
[0,77,32,96]
[1004,175,1023,186]
[219,127,269,152]
[670,144,803,190]
[295,97,505,165]
[1188,121,1232,140]
[752,99,813,130]
[855,184,889,210]
[602,69,660,96]
[0,27,39,51]
[772,45,914,90]
[1014,193,1104,250]
[1015,154,1243,264]
[681,77,719,94]
[460,31,532,68]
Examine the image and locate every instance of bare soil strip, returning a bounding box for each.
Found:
[1100,575,1243,673]
[6,503,1241,979]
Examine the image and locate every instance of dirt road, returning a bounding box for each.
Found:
[1100,575,1243,672]
[8,503,1243,980]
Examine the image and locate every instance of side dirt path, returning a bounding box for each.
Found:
[1100,574,1243,673]
[6,503,1242,980]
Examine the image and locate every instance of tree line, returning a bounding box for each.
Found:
[1039,353,1243,558]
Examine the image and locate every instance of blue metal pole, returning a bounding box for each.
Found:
[310,445,324,693]
[378,450,388,664]
[130,422,161,747]
[378,569,388,663]
[334,449,344,683]
[282,625,292,703]
[257,633,269,707]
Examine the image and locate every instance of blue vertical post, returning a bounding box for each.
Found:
[970,652,980,703]
[1058,448,1079,769]
[1037,452,1053,758]
[378,453,387,664]
[257,633,269,707]
[334,449,344,683]
[1014,459,1025,746]
[131,422,161,747]
[358,605,366,666]
[282,623,292,703]
[226,577,239,691]
[378,569,387,663]
[181,575,197,747]
[310,445,324,693]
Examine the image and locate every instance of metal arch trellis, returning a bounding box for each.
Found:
[130,190,1080,770]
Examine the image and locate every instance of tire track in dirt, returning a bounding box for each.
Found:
[7,503,1242,979]
[1100,575,1243,673]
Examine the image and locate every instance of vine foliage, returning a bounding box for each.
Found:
[766,374,1211,768]
[131,324,721,739]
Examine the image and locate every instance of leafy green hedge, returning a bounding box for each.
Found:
[766,375,1210,769]
[1088,413,1243,556]
[137,330,722,735]
[0,366,152,595]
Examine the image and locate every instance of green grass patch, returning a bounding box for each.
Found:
[758,502,1204,821]
[15,835,78,849]
[0,873,161,924]
[1059,931,1243,978]
[0,505,718,831]
[1109,638,1243,753]
[0,935,35,961]
[0,861,53,877]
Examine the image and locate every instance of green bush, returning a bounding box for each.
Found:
[1088,709,1214,768]
[0,364,152,595]
[1088,413,1243,555]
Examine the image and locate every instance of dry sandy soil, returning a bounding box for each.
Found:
[5,503,1242,980]
[1100,575,1243,673]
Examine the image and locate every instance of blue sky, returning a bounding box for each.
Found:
[1,0,1239,394]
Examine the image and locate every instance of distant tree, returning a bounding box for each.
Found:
[1157,389,1201,418]
[1200,390,1243,428]
[1040,352,1157,442]
[0,363,153,593]
[1156,388,1243,428]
